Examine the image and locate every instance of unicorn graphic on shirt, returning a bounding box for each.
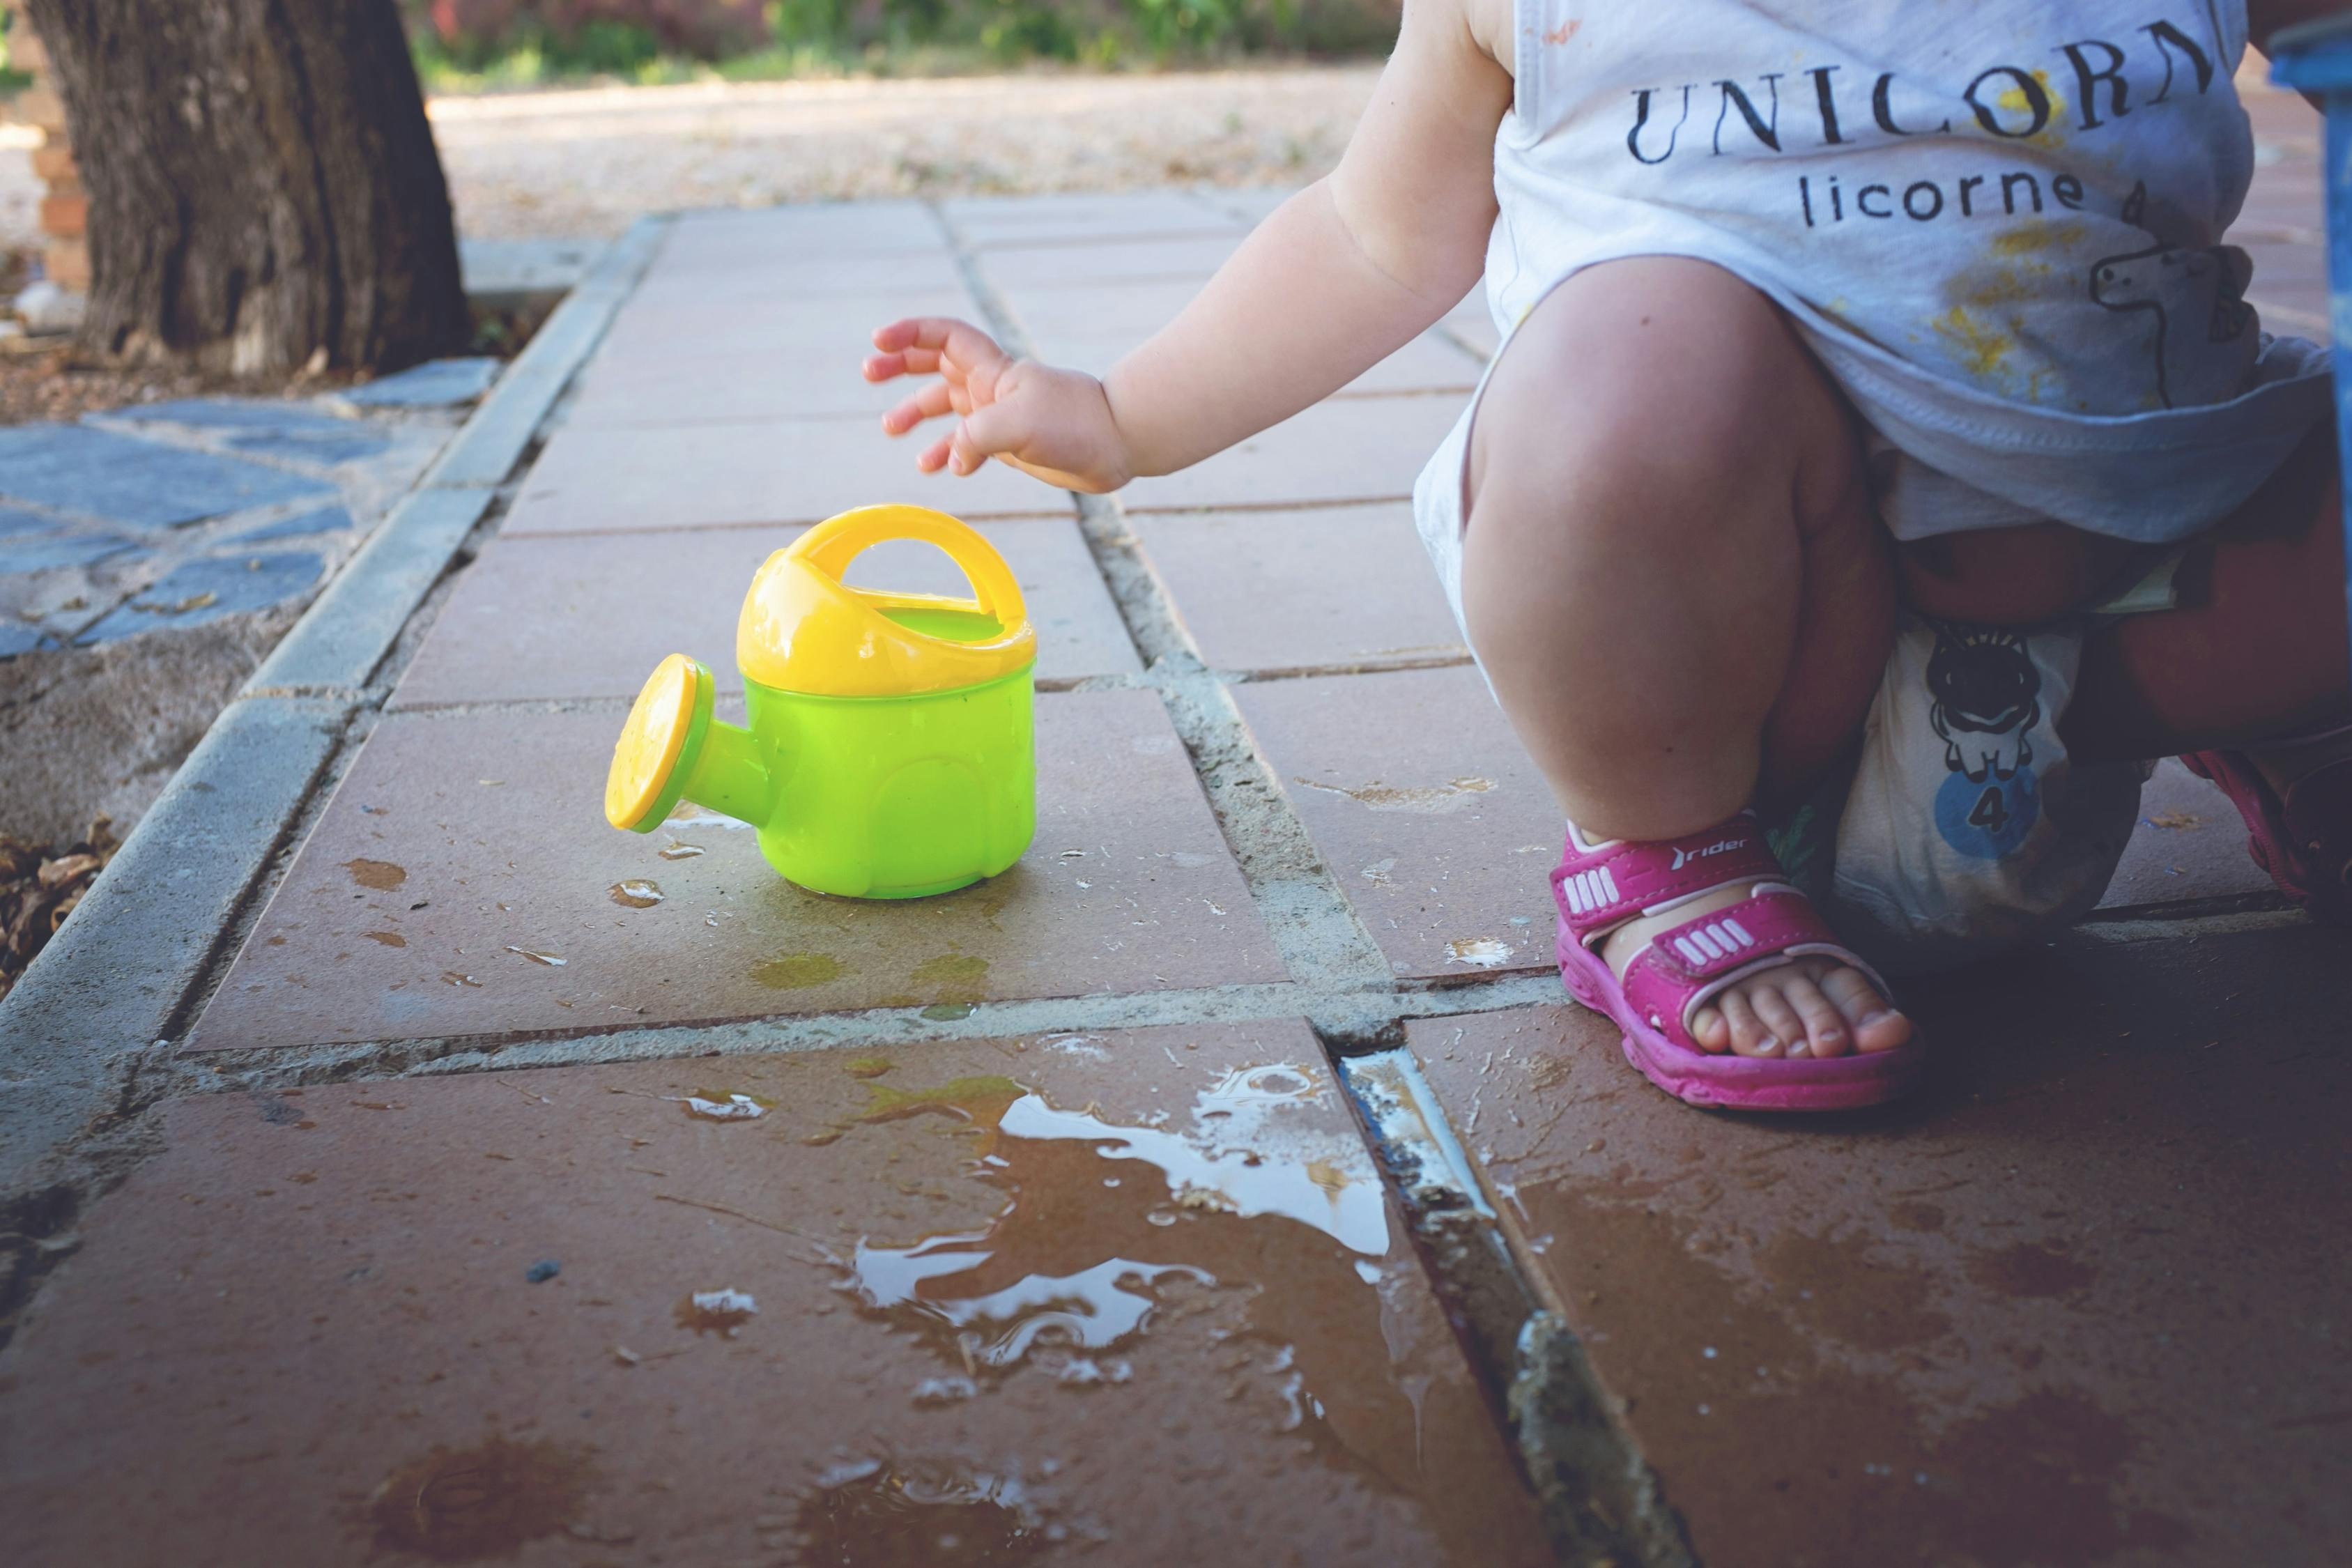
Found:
[2089,180,2254,410]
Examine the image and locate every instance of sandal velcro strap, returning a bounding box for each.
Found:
[1620,889,1889,1047]
[1551,819,1783,941]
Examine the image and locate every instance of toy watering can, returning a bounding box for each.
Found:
[603,505,1036,898]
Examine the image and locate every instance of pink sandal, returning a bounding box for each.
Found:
[2180,748,2352,923]
[1551,813,1926,1112]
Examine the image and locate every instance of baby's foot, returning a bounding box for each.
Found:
[1597,884,1913,1059]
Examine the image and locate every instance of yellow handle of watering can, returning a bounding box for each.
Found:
[789,504,1029,628]
[737,504,1038,698]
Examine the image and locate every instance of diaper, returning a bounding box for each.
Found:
[1769,614,2152,977]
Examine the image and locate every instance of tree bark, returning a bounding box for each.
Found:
[22,0,470,375]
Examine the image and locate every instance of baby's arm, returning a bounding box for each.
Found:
[866,0,1512,491]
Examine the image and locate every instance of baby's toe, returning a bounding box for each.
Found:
[1819,965,1914,1054]
[1689,1004,1732,1054]
[1718,987,1785,1059]
[1778,971,1852,1058]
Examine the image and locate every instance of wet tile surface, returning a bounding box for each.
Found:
[2096,759,2276,912]
[390,515,1139,709]
[190,691,1282,1051]
[1406,920,2352,1568]
[1233,666,1559,980]
[1135,502,1465,673]
[501,419,1070,535]
[1,1026,1548,1567]
[1119,394,1465,514]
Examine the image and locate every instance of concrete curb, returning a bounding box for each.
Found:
[0,217,670,1201]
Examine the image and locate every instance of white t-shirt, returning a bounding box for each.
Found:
[1473,0,2330,540]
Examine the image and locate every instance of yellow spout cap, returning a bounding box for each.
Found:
[606,653,712,831]
[736,504,1036,698]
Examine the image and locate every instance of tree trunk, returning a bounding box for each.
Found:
[22,0,470,375]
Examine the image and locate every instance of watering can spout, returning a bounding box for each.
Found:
[604,654,777,835]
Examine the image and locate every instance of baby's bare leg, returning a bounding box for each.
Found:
[1462,256,1908,1059]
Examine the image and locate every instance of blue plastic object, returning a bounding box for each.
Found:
[2270,18,2352,670]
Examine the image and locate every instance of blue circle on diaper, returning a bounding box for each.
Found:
[1935,767,2040,861]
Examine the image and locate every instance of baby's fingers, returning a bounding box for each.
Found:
[946,401,1029,476]
[882,381,958,436]
[870,316,1008,378]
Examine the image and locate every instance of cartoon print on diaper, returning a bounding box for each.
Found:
[1925,621,2041,860]
[2091,181,2254,410]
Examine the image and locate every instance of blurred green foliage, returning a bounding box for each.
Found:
[405,0,1397,89]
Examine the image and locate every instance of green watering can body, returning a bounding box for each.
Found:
[604,506,1038,900]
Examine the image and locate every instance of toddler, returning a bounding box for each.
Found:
[867,0,2352,1112]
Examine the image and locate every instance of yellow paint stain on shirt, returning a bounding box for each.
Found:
[1990,220,2086,258]
[1932,305,2017,383]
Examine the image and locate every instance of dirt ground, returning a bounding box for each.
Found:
[426,64,1378,238]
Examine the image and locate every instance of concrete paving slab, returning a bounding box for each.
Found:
[0,424,335,530]
[502,419,1070,535]
[388,515,1140,709]
[188,691,1283,1051]
[1233,666,1559,981]
[657,200,946,268]
[948,190,1247,249]
[1406,918,2352,1568]
[980,233,1245,291]
[2096,758,2276,912]
[335,358,502,410]
[1120,394,1466,514]
[0,1024,1548,1566]
[1134,502,1465,674]
[73,551,325,647]
[0,696,353,1192]
[1009,278,1481,397]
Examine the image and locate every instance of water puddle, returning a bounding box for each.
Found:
[344,857,407,891]
[657,840,705,861]
[362,930,408,948]
[609,879,663,908]
[911,953,990,1004]
[674,1288,758,1336]
[793,1459,1059,1565]
[819,1059,1423,1509]
[366,1436,591,1561]
[505,946,567,967]
[1295,776,1496,814]
[674,1092,769,1123]
[1444,938,1513,968]
[752,952,844,990]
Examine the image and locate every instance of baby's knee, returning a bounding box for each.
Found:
[1470,263,1828,535]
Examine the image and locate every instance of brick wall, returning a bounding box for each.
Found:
[5,1,88,293]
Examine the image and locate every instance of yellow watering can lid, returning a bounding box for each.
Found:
[605,653,712,831]
[737,505,1036,698]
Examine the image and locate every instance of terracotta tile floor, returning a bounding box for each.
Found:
[2,1027,1549,1565]
[190,692,1279,1052]
[15,96,2344,1558]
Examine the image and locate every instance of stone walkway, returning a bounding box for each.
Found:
[1,84,2347,1567]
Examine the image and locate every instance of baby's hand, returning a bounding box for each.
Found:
[865,317,1132,493]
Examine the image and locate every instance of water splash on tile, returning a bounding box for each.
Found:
[656,840,706,861]
[792,1459,1059,1565]
[674,1092,769,1123]
[609,879,663,907]
[675,1288,758,1336]
[505,946,567,967]
[366,1436,591,1560]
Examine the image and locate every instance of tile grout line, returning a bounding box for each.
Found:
[153,973,1570,1100]
[931,199,1399,999]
